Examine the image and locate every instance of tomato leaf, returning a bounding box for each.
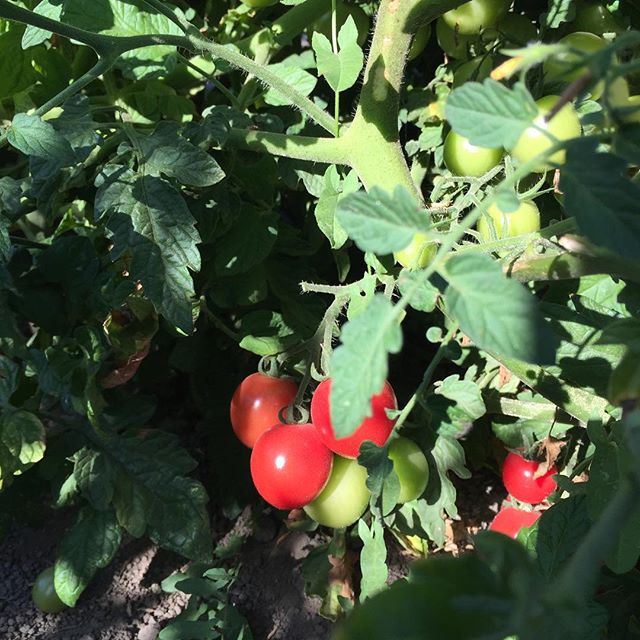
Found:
[336,186,432,255]
[314,166,358,250]
[329,295,402,438]
[54,508,122,607]
[560,138,640,261]
[8,113,76,166]
[358,519,388,600]
[444,79,538,149]
[443,253,558,365]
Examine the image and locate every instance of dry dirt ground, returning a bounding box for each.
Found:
[0,471,505,640]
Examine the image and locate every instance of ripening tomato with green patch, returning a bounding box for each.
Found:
[502,452,557,504]
[394,233,437,270]
[250,422,333,510]
[509,95,581,172]
[230,372,298,448]
[444,130,503,178]
[32,567,67,614]
[303,455,370,528]
[442,0,511,35]
[489,507,540,538]
[388,437,429,504]
[311,378,397,458]
[477,199,540,241]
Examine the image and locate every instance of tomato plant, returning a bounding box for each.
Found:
[31,567,67,614]
[444,130,503,177]
[230,372,298,448]
[489,507,540,538]
[543,32,606,85]
[303,455,370,528]
[509,95,582,171]
[388,437,429,504]
[436,17,475,59]
[250,422,333,510]
[311,0,370,47]
[502,453,558,505]
[240,0,279,8]
[477,199,540,241]
[394,233,437,270]
[311,379,397,458]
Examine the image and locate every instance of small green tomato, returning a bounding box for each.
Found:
[442,0,511,35]
[477,200,541,241]
[444,130,503,177]
[388,437,429,504]
[32,567,67,614]
[509,95,581,172]
[303,455,370,528]
[394,233,437,270]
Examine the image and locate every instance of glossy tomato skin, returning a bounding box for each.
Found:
[250,423,333,510]
[388,437,429,504]
[408,24,432,61]
[444,130,503,177]
[436,18,475,60]
[32,567,67,614]
[311,379,397,458]
[303,455,370,528]
[544,32,606,85]
[477,199,540,241]
[489,507,540,538]
[502,452,557,504]
[230,373,297,448]
[574,2,621,35]
[510,95,581,172]
[442,0,511,35]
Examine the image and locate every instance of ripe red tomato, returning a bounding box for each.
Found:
[32,567,67,614]
[250,422,333,510]
[310,379,397,458]
[230,372,298,448]
[489,507,540,538]
[502,452,557,504]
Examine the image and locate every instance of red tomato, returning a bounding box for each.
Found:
[250,422,333,510]
[310,379,397,458]
[230,373,298,448]
[502,452,557,504]
[489,507,540,538]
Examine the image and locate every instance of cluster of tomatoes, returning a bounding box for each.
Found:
[230,373,430,528]
[489,452,558,538]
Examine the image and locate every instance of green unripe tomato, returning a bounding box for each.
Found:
[510,95,581,172]
[452,55,493,87]
[436,17,475,59]
[442,0,511,35]
[622,95,640,123]
[477,199,541,241]
[311,1,370,47]
[240,0,278,8]
[574,1,621,35]
[543,32,606,85]
[443,130,503,177]
[32,567,67,614]
[303,455,370,528]
[394,233,437,270]
[388,437,429,504]
[483,13,538,46]
[408,24,432,61]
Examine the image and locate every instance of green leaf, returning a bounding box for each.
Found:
[74,431,211,561]
[137,122,225,188]
[0,27,37,98]
[560,139,640,261]
[21,0,62,48]
[0,410,46,483]
[427,375,486,437]
[542,0,575,29]
[533,495,592,581]
[55,508,122,606]
[238,310,297,356]
[0,355,19,407]
[7,114,75,166]
[397,270,440,313]
[444,79,538,149]
[329,295,402,438]
[312,16,364,93]
[358,519,388,600]
[358,441,400,517]
[263,61,317,107]
[443,253,557,365]
[336,186,432,255]
[314,166,358,250]
[97,169,201,333]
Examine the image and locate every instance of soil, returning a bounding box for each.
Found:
[0,470,505,640]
